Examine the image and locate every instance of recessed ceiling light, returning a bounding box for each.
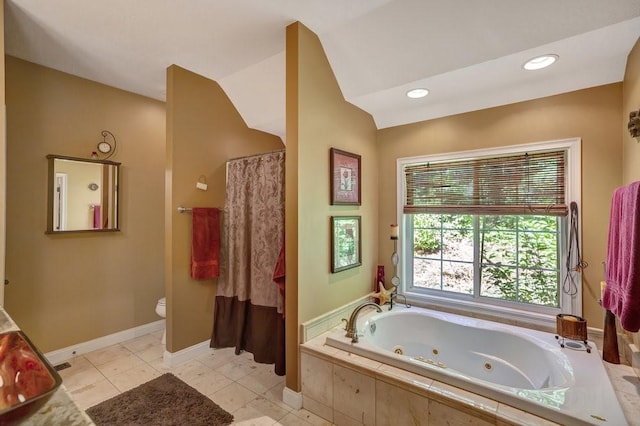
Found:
[406,88,429,99]
[523,54,559,71]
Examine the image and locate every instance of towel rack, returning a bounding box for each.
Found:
[177,206,221,213]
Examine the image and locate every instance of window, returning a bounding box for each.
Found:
[398,139,581,318]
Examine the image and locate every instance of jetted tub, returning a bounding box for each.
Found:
[325,305,626,425]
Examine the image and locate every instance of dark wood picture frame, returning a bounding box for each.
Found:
[331,216,362,273]
[330,148,361,205]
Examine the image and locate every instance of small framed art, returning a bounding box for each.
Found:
[331,216,362,273]
[330,148,361,205]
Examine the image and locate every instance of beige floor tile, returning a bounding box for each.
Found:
[187,369,234,396]
[276,412,316,426]
[211,382,260,413]
[197,349,238,370]
[147,355,172,373]
[291,408,331,425]
[58,360,105,392]
[70,379,119,410]
[238,366,286,394]
[245,395,290,422]
[232,404,279,425]
[617,391,640,426]
[84,344,133,366]
[288,409,332,425]
[150,329,164,340]
[136,343,165,362]
[122,333,161,353]
[94,352,147,378]
[108,364,162,392]
[605,363,640,395]
[173,359,215,382]
[217,356,262,381]
[61,330,293,425]
[58,355,92,370]
[263,381,293,412]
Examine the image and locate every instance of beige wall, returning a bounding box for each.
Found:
[0,3,6,307]
[623,38,640,183]
[5,56,166,352]
[165,65,283,352]
[286,22,379,391]
[622,38,640,352]
[378,84,623,328]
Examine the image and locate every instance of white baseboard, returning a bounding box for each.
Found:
[163,340,212,367]
[283,386,303,410]
[45,320,165,366]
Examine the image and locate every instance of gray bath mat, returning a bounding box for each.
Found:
[85,373,233,425]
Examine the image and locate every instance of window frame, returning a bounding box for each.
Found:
[396,138,582,326]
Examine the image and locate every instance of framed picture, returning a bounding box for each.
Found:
[330,148,361,205]
[331,216,362,273]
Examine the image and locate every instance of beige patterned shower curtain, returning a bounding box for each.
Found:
[211,150,285,375]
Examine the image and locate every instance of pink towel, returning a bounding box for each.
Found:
[603,182,640,332]
[190,208,221,280]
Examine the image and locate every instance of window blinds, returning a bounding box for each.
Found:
[404,150,567,216]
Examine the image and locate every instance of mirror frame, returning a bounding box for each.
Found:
[46,154,121,234]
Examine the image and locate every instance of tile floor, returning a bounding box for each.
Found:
[60,329,329,425]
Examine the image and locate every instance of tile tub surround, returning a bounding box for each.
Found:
[326,305,626,425]
[300,325,640,425]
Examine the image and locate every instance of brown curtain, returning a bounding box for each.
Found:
[211,150,285,375]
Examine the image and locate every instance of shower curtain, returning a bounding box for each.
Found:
[211,150,285,375]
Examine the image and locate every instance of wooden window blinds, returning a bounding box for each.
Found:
[403,150,567,216]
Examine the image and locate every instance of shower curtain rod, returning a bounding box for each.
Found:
[227,148,285,163]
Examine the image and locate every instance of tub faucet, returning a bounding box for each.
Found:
[344,302,382,343]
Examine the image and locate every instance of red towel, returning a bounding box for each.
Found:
[604,182,640,332]
[191,208,221,280]
[93,205,101,229]
[273,238,285,317]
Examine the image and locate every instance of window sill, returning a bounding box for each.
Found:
[403,291,560,334]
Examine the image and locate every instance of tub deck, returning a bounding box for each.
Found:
[321,305,626,425]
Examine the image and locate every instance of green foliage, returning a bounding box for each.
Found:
[413,213,560,307]
[479,215,559,307]
[414,228,440,254]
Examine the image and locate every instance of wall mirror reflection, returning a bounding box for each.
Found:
[46,154,121,233]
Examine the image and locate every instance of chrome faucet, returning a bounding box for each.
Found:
[344,302,382,343]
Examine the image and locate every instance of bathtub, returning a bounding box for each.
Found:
[325,305,626,425]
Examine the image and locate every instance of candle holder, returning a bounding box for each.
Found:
[390,236,400,287]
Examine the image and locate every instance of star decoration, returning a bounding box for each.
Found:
[374,282,396,306]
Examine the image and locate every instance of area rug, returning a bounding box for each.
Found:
[86,373,233,426]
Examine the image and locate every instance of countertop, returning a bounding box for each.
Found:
[0,308,95,425]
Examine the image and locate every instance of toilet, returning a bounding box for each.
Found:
[155,297,166,345]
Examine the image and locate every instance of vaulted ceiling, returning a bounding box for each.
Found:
[5,1,640,141]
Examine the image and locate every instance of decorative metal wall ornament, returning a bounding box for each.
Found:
[97,130,117,159]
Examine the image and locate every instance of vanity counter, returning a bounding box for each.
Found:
[0,308,94,425]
